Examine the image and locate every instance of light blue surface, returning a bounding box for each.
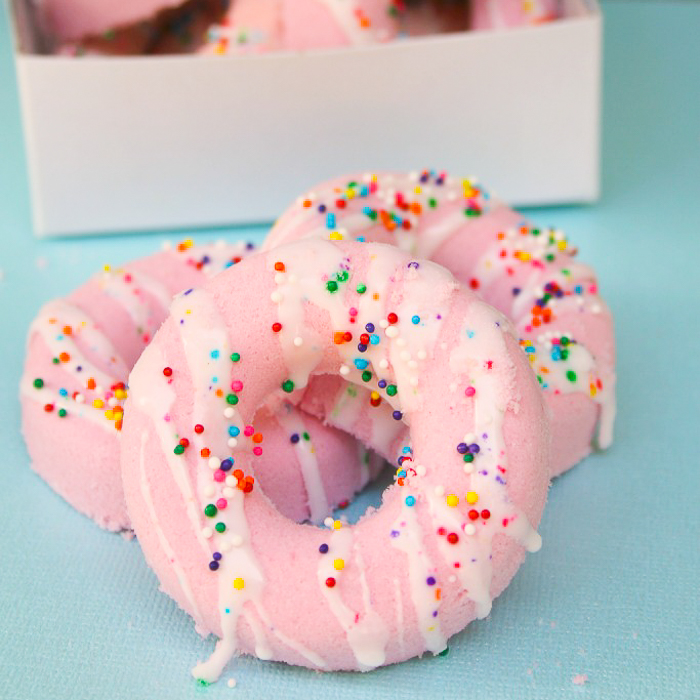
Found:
[1,3,699,699]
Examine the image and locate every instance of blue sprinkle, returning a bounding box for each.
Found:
[228,426,240,437]
[466,330,475,339]
[326,213,336,229]
[354,359,369,370]
[363,206,373,216]
[370,334,380,345]
[291,433,300,444]
[525,346,536,354]
[210,349,219,359]
[378,380,387,389]
[360,185,369,197]
[405,496,416,507]
[412,315,420,325]
[58,388,68,397]
[402,446,412,454]
[319,543,329,554]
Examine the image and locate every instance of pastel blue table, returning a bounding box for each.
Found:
[1,3,698,699]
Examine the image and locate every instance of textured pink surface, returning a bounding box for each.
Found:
[21,243,376,530]
[264,172,616,477]
[120,239,550,671]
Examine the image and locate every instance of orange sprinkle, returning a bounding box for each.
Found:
[59,352,70,363]
[252,433,263,444]
[63,325,72,336]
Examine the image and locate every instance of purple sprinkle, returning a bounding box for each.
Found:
[392,410,403,421]
[456,443,468,454]
[426,577,436,586]
[246,242,255,250]
[184,288,193,295]
[432,611,438,617]
[213,552,222,561]
[408,261,420,269]
[290,433,300,444]
[319,543,329,554]
[390,530,400,538]
[496,476,506,484]
[480,470,489,476]
[469,444,480,454]
[209,561,219,571]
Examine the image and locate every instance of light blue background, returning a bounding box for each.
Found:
[1,3,698,699]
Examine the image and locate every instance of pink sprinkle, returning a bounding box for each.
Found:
[465,386,476,397]
[216,498,227,510]
[231,380,243,392]
[349,307,358,317]
[213,470,226,483]
[244,425,254,437]
[572,674,588,686]
[253,446,263,456]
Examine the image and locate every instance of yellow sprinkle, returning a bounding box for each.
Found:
[333,520,342,530]
[329,232,343,241]
[370,391,380,401]
[333,559,344,571]
[557,240,567,250]
[104,410,114,421]
[114,389,127,399]
[466,491,479,505]
[414,186,422,195]
[516,251,531,262]
[446,494,460,507]
[346,189,356,200]
[183,238,194,249]
[93,399,104,409]
[590,384,597,397]
[233,578,245,590]
[103,265,111,272]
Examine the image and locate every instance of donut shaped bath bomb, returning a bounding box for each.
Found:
[264,171,616,477]
[21,240,377,530]
[33,0,187,42]
[470,0,558,30]
[120,238,549,677]
[201,0,400,55]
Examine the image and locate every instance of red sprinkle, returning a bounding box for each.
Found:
[163,367,173,377]
[447,533,459,545]
[325,577,336,588]
[194,424,204,434]
[387,312,398,325]
[272,323,282,333]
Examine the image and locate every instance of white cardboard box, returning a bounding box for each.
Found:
[10,0,601,237]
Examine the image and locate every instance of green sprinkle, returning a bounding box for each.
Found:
[57,409,67,418]
[566,370,577,383]
[463,453,474,463]
[226,394,239,405]
[174,444,185,455]
[303,432,310,441]
[560,337,569,346]
[196,679,210,687]
[386,384,397,397]
[33,378,44,389]
[204,504,217,518]
[531,228,541,236]
[428,198,437,208]
[336,270,349,282]
[361,370,372,382]
[356,283,366,294]
[464,208,481,218]
[52,357,60,364]
[326,280,338,293]
[230,352,241,362]
[545,254,555,262]
[282,380,295,393]
[215,522,226,534]
[561,349,569,360]
[438,646,450,657]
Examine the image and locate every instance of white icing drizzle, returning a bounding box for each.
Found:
[390,496,446,653]
[139,431,204,622]
[393,578,405,657]
[274,402,330,523]
[316,524,389,669]
[29,300,126,390]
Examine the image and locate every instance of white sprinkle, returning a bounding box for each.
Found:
[324,517,334,528]
[448,575,457,584]
[161,240,172,250]
[202,527,213,539]
[270,291,282,303]
[225,476,237,487]
[434,485,445,497]
[464,523,476,536]
[228,438,238,448]
[385,326,399,338]
[379,359,390,370]
[379,319,389,329]
[288,274,298,284]
[204,485,215,498]
[400,350,411,361]
[408,360,418,369]
[223,487,236,498]
[464,433,476,443]
[591,304,601,314]
[463,463,475,474]
[417,350,427,360]
[274,273,285,284]
[293,336,304,347]
[75,394,85,404]
[224,407,235,419]
[107,397,118,407]
[396,337,407,348]
[230,534,244,547]
[415,465,426,476]
[227,679,237,689]
[209,457,221,470]
[339,364,350,376]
